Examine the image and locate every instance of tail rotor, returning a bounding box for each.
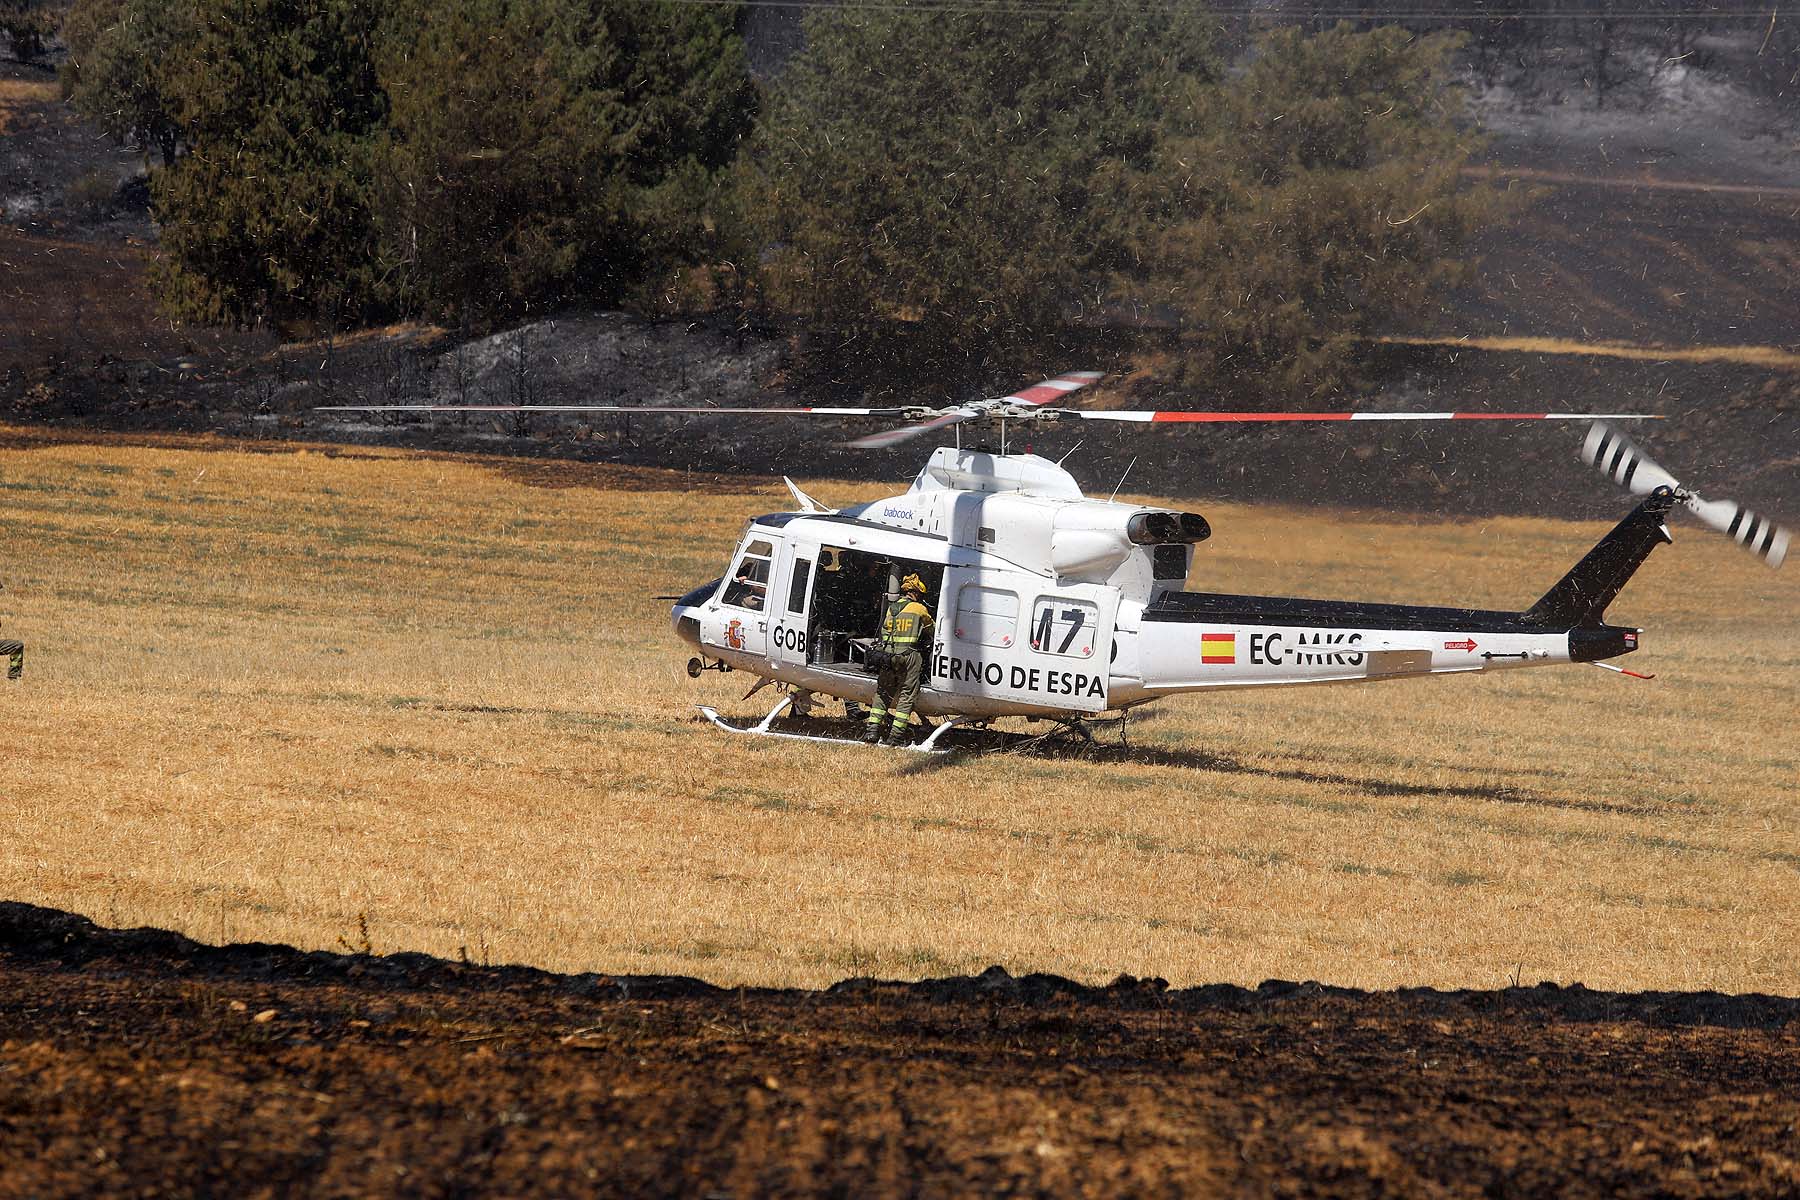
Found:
[1581,423,1680,495]
[1582,422,1789,568]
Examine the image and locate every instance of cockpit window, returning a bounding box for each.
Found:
[723,539,775,610]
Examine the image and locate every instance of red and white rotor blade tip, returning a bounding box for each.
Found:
[1581,421,1680,494]
[1070,409,1662,425]
[998,370,1106,407]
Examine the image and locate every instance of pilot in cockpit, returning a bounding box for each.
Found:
[730,567,766,609]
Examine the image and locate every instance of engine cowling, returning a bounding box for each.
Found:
[1050,506,1210,581]
[1049,529,1128,578]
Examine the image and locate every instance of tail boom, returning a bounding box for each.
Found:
[1124,500,1675,698]
[1126,591,1630,700]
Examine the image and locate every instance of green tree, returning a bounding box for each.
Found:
[373,0,753,320]
[743,10,1501,395]
[62,0,196,167]
[1,0,56,62]
[738,0,1219,373]
[1138,25,1507,396]
[150,0,388,329]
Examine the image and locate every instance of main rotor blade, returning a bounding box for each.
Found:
[1684,495,1790,568]
[311,403,909,416]
[998,370,1105,407]
[1581,421,1680,494]
[847,369,1106,449]
[1071,410,1664,424]
[844,410,973,450]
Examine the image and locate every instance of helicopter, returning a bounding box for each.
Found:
[317,373,1789,753]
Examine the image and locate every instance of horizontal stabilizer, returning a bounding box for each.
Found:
[1364,647,1434,675]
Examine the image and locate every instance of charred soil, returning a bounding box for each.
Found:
[4,902,1798,1197]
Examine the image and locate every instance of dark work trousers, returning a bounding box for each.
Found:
[0,640,20,680]
[866,647,923,731]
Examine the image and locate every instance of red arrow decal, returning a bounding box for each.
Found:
[1444,638,1479,652]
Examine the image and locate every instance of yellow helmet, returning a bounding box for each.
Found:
[900,573,927,596]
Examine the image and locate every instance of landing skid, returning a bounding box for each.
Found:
[1006,711,1132,754]
[696,696,966,754]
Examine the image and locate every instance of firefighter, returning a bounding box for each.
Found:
[0,581,20,681]
[863,573,932,745]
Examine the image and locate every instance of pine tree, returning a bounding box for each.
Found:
[373,0,753,320]
[737,0,1219,374]
[1137,24,1510,396]
[62,0,196,168]
[742,9,1501,396]
[0,0,56,63]
[149,0,389,329]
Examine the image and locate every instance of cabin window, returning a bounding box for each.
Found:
[1029,597,1098,659]
[722,538,775,610]
[787,558,812,614]
[953,585,1018,648]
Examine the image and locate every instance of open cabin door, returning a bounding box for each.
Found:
[804,545,945,674]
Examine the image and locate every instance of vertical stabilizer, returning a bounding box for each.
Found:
[1525,490,1679,627]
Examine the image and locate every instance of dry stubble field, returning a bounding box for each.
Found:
[3,425,1796,994]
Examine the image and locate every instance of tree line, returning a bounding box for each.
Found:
[2,0,60,61]
[1319,0,1800,113]
[59,0,1509,396]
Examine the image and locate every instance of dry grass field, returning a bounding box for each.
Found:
[3,425,1796,994]
[0,76,54,130]
[1378,333,1800,370]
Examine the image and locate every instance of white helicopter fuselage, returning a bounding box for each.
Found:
[310,376,1773,734]
[671,447,1638,722]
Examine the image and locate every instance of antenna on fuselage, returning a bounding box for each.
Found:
[1056,440,1084,466]
[1108,456,1138,503]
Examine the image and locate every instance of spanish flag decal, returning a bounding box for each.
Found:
[1201,632,1236,664]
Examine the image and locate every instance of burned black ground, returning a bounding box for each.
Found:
[3,903,1798,1197]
